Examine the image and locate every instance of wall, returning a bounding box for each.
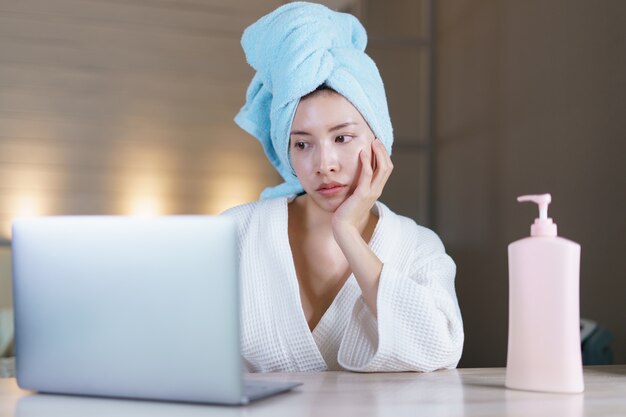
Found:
[0,0,285,307]
[0,0,285,243]
[363,0,433,225]
[437,0,626,366]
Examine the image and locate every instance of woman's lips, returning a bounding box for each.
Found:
[316,183,346,196]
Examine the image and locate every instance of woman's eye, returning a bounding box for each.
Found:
[293,141,306,150]
[335,135,349,143]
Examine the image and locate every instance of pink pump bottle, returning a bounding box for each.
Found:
[506,193,584,393]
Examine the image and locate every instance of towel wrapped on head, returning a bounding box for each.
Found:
[234,1,394,199]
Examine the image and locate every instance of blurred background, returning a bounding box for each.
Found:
[0,0,624,367]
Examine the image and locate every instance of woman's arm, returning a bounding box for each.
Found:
[338,229,464,372]
[331,138,393,316]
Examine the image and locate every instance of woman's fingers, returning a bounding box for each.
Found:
[360,148,373,182]
[352,139,393,204]
[370,139,393,193]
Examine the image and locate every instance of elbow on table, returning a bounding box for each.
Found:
[416,325,465,372]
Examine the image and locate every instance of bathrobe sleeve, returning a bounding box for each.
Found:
[337,216,464,372]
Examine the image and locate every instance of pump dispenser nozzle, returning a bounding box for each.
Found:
[517,193,558,237]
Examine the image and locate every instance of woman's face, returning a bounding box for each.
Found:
[289,90,376,213]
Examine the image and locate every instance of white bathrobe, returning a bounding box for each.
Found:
[222,197,464,372]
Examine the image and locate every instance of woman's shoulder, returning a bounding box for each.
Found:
[220,197,288,226]
[220,197,287,242]
[220,200,259,220]
[376,202,446,252]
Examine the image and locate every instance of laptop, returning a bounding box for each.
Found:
[11,215,301,405]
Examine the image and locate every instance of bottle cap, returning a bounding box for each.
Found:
[517,193,558,237]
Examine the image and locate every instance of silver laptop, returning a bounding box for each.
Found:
[11,215,301,405]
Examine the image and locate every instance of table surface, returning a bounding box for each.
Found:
[1,365,625,417]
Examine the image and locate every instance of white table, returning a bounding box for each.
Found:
[1,366,625,416]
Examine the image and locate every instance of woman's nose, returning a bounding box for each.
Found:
[316,144,339,174]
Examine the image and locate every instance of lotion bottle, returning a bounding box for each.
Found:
[506,193,584,393]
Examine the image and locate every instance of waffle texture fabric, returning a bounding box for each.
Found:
[222,198,464,372]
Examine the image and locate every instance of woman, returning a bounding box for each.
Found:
[223,2,463,372]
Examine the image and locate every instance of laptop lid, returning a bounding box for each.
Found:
[12,215,249,404]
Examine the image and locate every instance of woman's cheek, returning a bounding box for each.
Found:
[342,146,363,170]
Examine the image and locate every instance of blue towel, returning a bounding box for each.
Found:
[234,2,394,199]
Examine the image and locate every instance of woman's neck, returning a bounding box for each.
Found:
[291,194,374,236]
[291,194,332,232]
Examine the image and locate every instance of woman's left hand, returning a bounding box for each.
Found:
[332,138,393,232]
[331,138,392,317]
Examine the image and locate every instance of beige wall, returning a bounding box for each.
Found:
[0,0,284,243]
[0,0,284,307]
[437,0,626,366]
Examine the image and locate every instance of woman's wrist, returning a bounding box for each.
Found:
[331,215,382,316]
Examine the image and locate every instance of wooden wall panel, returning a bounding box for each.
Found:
[0,0,284,239]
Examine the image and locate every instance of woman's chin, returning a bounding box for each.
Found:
[308,194,345,213]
